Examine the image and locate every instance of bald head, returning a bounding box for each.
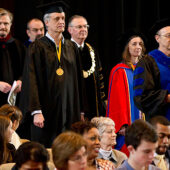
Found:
[26,18,45,42]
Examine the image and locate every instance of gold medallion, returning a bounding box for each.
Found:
[56,67,64,76]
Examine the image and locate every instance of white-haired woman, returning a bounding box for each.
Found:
[91,117,127,168]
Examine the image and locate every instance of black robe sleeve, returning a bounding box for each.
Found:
[133,55,168,120]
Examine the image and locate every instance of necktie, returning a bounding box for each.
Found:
[155,155,167,170]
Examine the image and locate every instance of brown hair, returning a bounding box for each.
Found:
[122,35,146,69]
[0,116,12,164]
[0,8,13,23]
[0,104,22,123]
[125,119,158,149]
[52,131,87,170]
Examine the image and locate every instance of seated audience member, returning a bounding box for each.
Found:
[71,121,115,169]
[0,116,15,164]
[91,117,127,168]
[24,18,45,47]
[12,141,52,170]
[149,116,170,170]
[0,104,23,149]
[116,119,160,170]
[52,131,87,170]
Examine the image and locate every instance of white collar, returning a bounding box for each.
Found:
[71,38,84,48]
[46,32,64,45]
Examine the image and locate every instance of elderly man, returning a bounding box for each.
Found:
[68,15,106,120]
[0,8,25,107]
[24,18,45,47]
[150,116,170,170]
[134,18,170,121]
[19,2,82,147]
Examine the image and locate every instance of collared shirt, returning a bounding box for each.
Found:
[46,32,64,45]
[153,153,169,170]
[71,38,84,48]
[98,148,117,163]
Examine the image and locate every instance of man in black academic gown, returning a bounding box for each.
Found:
[24,18,45,48]
[0,8,25,107]
[19,2,82,147]
[68,15,106,120]
[133,18,170,121]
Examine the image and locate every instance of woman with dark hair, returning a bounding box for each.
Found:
[71,121,115,169]
[12,141,51,170]
[52,131,87,170]
[0,115,15,164]
[106,31,146,155]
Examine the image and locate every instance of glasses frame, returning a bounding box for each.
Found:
[70,24,90,29]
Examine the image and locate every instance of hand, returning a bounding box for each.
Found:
[33,113,45,128]
[118,126,127,136]
[14,80,22,93]
[0,81,11,93]
[104,100,108,106]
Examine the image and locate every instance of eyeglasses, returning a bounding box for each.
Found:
[29,28,44,33]
[158,34,170,38]
[70,24,90,29]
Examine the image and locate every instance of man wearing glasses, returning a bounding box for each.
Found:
[68,15,106,120]
[133,18,170,121]
[25,18,45,47]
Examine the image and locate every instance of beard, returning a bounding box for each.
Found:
[0,33,7,38]
[156,145,169,155]
[0,29,7,38]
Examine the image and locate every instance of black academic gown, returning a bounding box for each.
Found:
[19,36,81,147]
[133,54,169,121]
[0,36,26,107]
[79,43,106,120]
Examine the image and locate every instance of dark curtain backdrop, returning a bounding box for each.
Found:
[1,0,170,96]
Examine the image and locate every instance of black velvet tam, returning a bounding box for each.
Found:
[37,1,69,15]
[149,18,170,35]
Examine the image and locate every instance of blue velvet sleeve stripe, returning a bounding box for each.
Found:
[134,89,143,96]
[134,78,144,87]
[134,67,144,76]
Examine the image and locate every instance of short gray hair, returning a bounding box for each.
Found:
[68,15,87,27]
[91,117,115,136]
[43,13,51,30]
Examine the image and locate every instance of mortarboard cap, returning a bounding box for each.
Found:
[149,18,170,36]
[37,1,69,15]
[117,29,147,52]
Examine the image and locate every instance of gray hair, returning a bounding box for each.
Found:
[0,8,13,23]
[91,117,115,136]
[43,13,51,30]
[68,15,87,27]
